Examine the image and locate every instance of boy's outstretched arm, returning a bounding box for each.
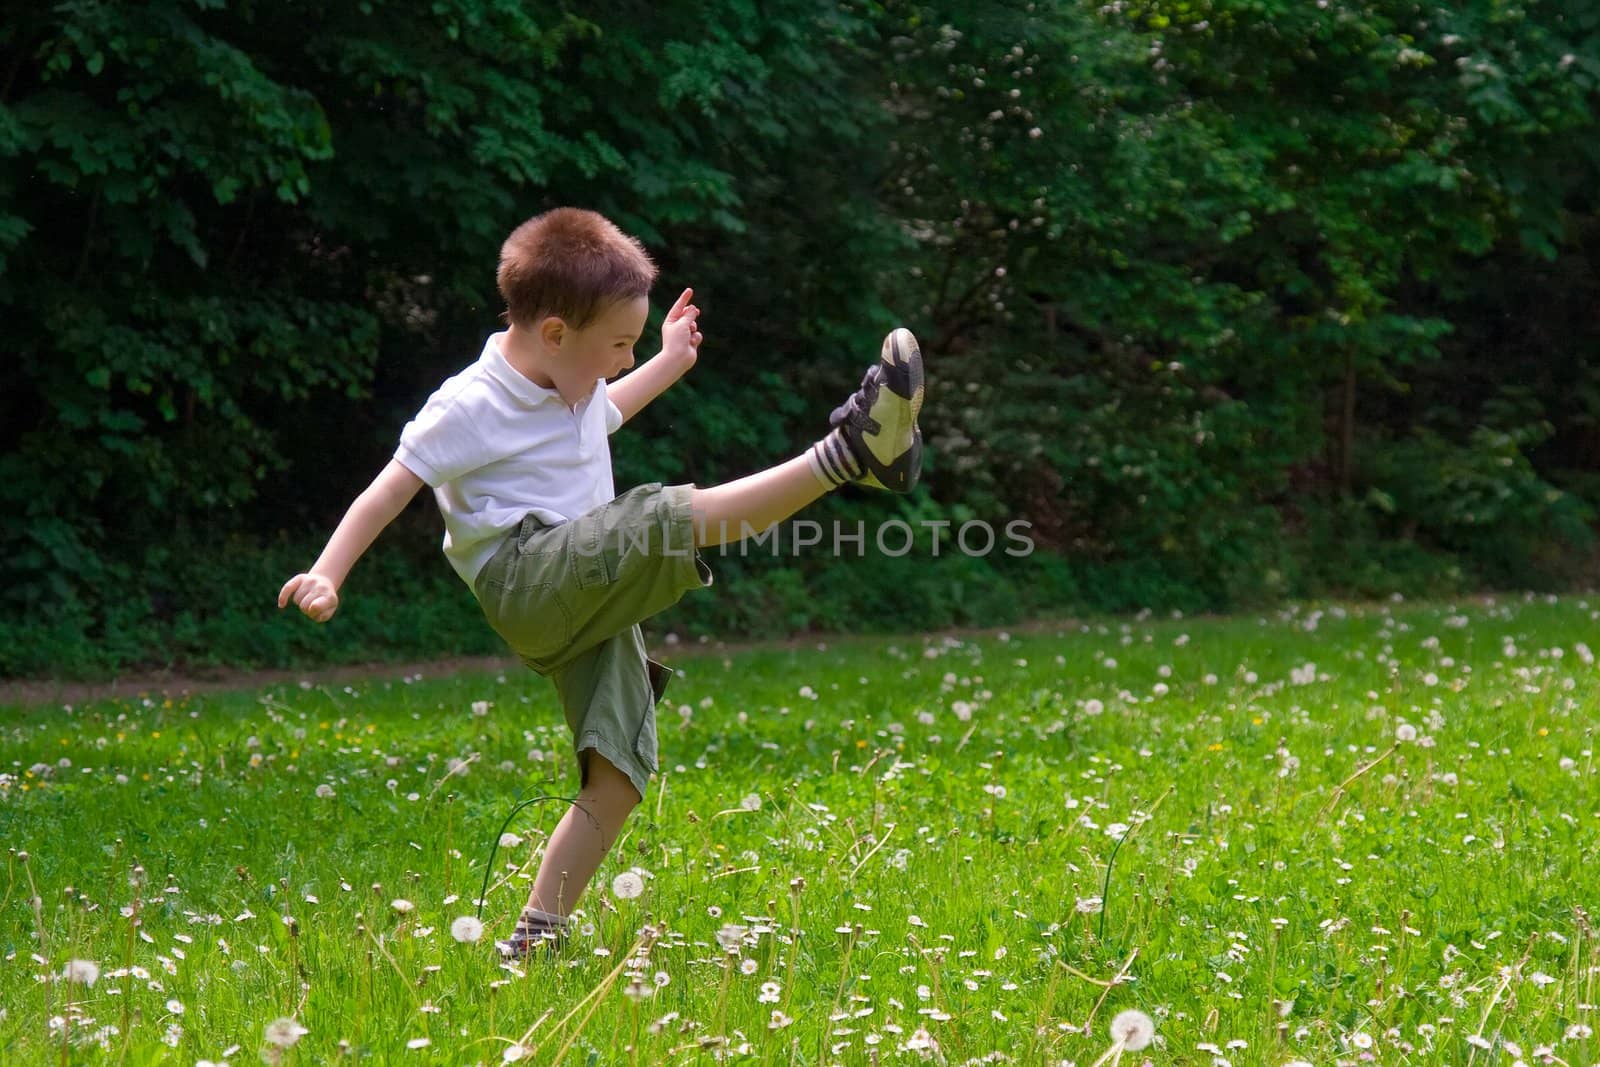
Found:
[609,286,704,426]
[278,459,424,623]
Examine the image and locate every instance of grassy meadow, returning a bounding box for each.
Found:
[3,594,1599,1065]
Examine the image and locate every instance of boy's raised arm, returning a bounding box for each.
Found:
[608,287,704,425]
[278,459,425,623]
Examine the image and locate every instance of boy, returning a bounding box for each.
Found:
[277,207,924,957]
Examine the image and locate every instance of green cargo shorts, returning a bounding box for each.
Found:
[473,482,714,801]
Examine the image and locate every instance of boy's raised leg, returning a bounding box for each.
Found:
[687,328,924,548]
[687,453,829,547]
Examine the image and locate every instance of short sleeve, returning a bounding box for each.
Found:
[600,378,624,435]
[396,390,494,488]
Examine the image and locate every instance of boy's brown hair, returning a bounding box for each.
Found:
[497,208,657,331]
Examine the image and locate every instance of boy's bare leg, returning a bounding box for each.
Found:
[686,327,926,548]
[688,454,829,548]
[526,753,640,917]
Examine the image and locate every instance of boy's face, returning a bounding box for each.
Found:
[556,294,649,381]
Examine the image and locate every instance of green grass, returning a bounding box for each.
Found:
[3,595,1599,1066]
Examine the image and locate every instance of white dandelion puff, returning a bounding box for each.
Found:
[62,959,100,986]
[391,899,415,914]
[263,1017,308,1048]
[450,916,484,943]
[1109,1008,1155,1051]
[611,871,645,900]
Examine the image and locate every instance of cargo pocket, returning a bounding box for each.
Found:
[490,581,571,672]
[569,512,615,590]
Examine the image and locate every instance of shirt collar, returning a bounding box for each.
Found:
[483,332,597,412]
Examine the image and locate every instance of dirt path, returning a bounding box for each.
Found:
[0,616,1078,709]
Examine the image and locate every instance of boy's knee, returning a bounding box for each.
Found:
[580,750,643,811]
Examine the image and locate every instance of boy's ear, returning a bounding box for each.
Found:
[538,315,566,349]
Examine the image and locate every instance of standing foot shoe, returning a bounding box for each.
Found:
[828,328,925,492]
[496,907,571,961]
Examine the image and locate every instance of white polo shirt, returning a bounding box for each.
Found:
[395,332,624,587]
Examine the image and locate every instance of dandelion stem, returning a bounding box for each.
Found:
[822,931,858,1063]
[1081,949,1138,1040]
[1316,743,1397,818]
[443,794,455,898]
[475,792,587,919]
[1058,960,1118,988]
[848,823,897,880]
[715,947,736,1042]
[1098,786,1171,943]
[1029,954,1065,1061]
[363,924,426,1014]
[117,874,140,1065]
[781,885,803,1018]
[548,942,641,1067]
[1097,834,1125,944]
[1086,1039,1127,1067]
[426,752,478,802]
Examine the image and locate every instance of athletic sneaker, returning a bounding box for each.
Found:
[809,328,925,493]
[496,907,571,961]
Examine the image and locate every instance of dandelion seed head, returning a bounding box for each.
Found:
[263,1017,308,1048]
[1110,1009,1155,1051]
[62,959,100,986]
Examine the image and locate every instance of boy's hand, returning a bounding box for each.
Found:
[660,287,703,367]
[278,572,340,623]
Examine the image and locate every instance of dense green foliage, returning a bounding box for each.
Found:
[2,0,1597,675]
[4,597,1599,1061]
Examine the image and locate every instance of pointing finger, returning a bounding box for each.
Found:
[666,287,693,320]
[278,575,302,609]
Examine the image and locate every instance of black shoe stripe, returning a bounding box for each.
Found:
[827,432,862,479]
[814,440,843,486]
[859,429,922,490]
[879,334,922,400]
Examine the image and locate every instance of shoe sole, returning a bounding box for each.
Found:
[858,328,924,492]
